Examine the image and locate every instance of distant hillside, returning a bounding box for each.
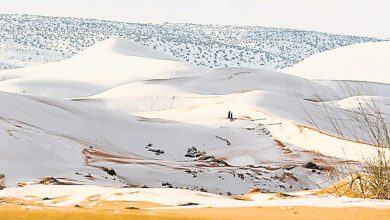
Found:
[0,14,382,70]
[283,41,390,83]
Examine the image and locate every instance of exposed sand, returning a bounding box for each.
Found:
[0,204,389,220]
[1,184,390,219]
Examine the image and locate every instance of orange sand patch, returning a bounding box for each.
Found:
[0,203,390,220]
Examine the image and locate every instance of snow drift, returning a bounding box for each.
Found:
[283,41,390,84]
[0,37,205,97]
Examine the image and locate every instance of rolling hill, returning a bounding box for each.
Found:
[283,41,390,83]
[0,14,382,70]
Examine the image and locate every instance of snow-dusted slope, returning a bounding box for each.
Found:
[0,37,205,97]
[283,41,390,83]
[0,38,66,69]
[86,67,333,117]
[1,38,389,195]
[86,75,387,162]
[0,90,332,194]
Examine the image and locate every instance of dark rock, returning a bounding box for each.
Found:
[126,206,140,210]
[185,146,205,158]
[102,167,117,176]
[39,177,62,185]
[137,184,148,188]
[178,202,199,206]
[162,182,173,188]
[304,162,322,170]
[147,148,165,155]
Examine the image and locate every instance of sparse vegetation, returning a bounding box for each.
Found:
[0,174,5,190]
[145,143,165,155]
[314,89,390,200]
[0,14,381,70]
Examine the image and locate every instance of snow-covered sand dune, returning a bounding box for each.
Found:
[283,41,390,84]
[0,89,331,194]
[0,38,389,196]
[0,37,205,97]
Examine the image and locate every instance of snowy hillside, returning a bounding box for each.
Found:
[0,14,381,70]
[0,37,205,97]
[1,38,389,195]
[283,41,390,84]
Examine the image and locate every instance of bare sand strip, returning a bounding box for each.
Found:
[1,205,390,220]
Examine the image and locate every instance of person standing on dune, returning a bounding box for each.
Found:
[227,111,234,121]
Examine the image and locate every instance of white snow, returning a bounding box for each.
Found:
[0,37,389,197]
[283,41,390,84]
[0,37,205,97]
